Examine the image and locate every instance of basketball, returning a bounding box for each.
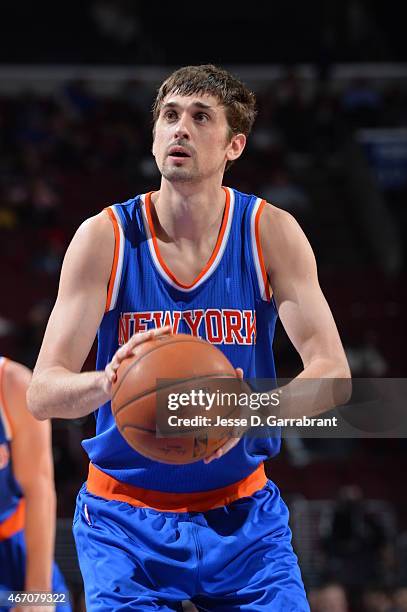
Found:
[111,333,245,464]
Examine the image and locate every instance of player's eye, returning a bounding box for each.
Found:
[195,112,209,123]
[164,110,177,121]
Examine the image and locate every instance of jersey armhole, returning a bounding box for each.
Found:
[250,198,273,303]
[104,206,125,312]
[0,358,14,440]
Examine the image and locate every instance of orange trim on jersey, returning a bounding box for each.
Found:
[104,207,120,312]
[0,499,25,541]
[255,200,272,302]
[0,358,14,439]
[87,462,267,512]
[145,187,231,289]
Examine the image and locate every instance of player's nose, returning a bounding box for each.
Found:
[174,113,191,140]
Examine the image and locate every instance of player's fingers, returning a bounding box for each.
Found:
[131,325,172,350]
[204,436,240,464]
[105,360,116,377]
[204,419,247,463]
[112,326,171,368]
[106,345,129,379]
[120,326,172,355]
[110,328,166,367]
[104,362,116,386]
[154,325,172,336]
[235,367,244,380]
[106,326,173,384]
[108,349,124,376]
[203,450,222,464]
[223,437,241,453]
[112,345,128,365]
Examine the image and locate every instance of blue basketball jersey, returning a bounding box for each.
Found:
[82,187,281,493]
[0,358,23,524]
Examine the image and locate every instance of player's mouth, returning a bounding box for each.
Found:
[167,146,192,159]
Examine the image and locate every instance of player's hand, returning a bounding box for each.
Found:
[204,367,246,464]
[103,326,172,394]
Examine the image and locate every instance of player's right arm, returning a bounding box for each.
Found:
[27,212,169,421]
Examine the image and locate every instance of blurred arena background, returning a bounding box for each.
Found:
[0,2,406,610]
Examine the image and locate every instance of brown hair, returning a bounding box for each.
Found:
[152,64,257,140]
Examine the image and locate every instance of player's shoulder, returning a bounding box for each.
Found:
[64,197,142,279]
[259,200,303,237]
[73,208,117,256]
[229,187,298,227]
[76,210,111,237]
[257,200,315,272]
[227,187,301,243]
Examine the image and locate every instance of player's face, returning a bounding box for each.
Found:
[152,93,245,183]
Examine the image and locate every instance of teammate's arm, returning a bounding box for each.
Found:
[3,360,55,593]
[27,212,170,421]
[261,204,351,417]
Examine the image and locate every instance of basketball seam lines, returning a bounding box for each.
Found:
[113,373,237,417]
[119,381,243,433]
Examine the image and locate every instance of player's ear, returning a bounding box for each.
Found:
[226,133,246,162]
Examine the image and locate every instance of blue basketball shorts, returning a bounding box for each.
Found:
[73,480,310,611]
[0,529,72,611]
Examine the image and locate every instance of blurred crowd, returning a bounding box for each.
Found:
[2,1,405,66]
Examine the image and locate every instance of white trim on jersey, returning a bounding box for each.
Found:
[250,197,270,301]
[106,205,125,312]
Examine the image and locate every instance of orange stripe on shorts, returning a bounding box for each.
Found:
[0,499,25,541]
[87,462,267,512]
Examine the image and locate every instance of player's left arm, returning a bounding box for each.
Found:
[205,203,351,463]
[3,360,56,593]
[261,203,351,417]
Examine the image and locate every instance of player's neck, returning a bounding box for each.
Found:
[151,180,226,244]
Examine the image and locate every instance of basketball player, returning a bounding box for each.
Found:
[28,65,351,610]
[0,357,71,612]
